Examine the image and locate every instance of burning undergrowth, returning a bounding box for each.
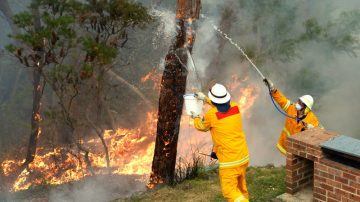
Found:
[0,67,260,193]
[1,112,157,192]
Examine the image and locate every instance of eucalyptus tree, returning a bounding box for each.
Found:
[5,0,152,183]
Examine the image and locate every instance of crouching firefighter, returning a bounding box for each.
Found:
[263,78,321,156]
[191,83,250,202]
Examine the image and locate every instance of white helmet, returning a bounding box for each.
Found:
[299,95,314,110]
[208,83,231,104]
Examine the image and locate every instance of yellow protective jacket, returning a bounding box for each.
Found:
[194,101,249,168]
[272,89,320,155]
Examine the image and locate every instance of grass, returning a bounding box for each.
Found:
[115,165,286,202]
[246,165,286,201]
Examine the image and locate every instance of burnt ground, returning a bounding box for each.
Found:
[0,174,146,202]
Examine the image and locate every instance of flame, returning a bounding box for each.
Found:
[227,74,260,116]
[238,85,260,116]
[1,112,157,192]
[1,69,260,192]
[34,113,42,121]
[140,68,162,91]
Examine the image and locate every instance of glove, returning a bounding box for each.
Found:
[263,78,275,91]
[306,123,314,129]
[190,111,200,119]
[194,92,206,101]
[210,152,218,159]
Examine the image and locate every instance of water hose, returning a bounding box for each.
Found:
[204,15,314,126]
[213,25,303,122]
[266,85,302,122]
[213,27,304,122]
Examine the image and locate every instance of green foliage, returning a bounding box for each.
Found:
[328,10,360,56]
[42,14,76,38]
[276,39,298,62]
[11,12,34,28]
[108,0,153,27]
[300,19,326,41]
[8,0,152,62]
[298,12,360,57]
[10,10,76,49]
[81,36,117,64]
[236,0,300,63]
[48,64,77,83]
[6,0,152,87]
[337,10,360,31]
[5,44,17,53]
[236,1,360,63]
[3,0,153,144]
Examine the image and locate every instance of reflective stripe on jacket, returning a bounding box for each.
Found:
[194,102,249,168]
[272,89,320,155]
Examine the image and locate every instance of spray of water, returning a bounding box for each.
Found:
[200,14,265,80]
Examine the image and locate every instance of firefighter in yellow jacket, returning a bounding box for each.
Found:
[264,78,320,156]
[191,83,250,202]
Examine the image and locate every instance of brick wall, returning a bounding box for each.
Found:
[314,158,360,202]
[286,128,360,202]
[286,154,313,194]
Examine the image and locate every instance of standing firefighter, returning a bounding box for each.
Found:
[263,78,321,155]
[191,83,250,202]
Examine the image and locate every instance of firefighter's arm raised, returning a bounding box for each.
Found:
[272,89,291,111]
[264,78,291,111]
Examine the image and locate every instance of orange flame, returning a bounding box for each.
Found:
[238,85,260,116]
[140,68,162,91]
[1,112,157,192]
[1,70,260,192]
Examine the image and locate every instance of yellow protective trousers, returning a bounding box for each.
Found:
[219,163,249,202]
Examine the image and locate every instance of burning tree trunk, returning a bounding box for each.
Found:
[22,7,45,169]
[149,0,201,187]
[2,5,46,190]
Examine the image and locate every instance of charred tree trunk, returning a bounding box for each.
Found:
[149,0,201,187]
[23,64,43,167]
[22,6,44,169]
[3,5,46,190]
[175,0,201,20]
